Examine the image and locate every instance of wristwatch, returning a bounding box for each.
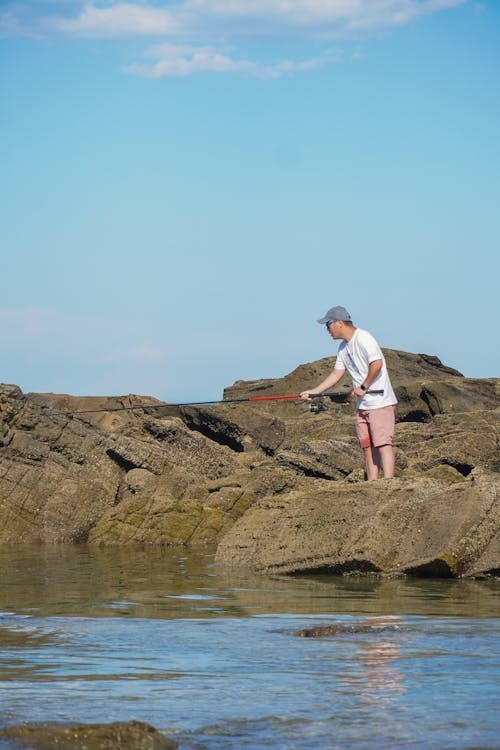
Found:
[360,384,367,392]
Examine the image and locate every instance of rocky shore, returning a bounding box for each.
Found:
[0,349,498,577]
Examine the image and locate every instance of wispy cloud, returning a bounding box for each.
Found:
[52,2,176,37]
[44,0,468,39]
[3,0,468,76]
[125,42,339,79]
[0,308,54,336]
[0,307,114,345]
[1,9,42,38]
[0,307,164,366]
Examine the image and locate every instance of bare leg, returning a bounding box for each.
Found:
[379,445,395,478]
[364,447,381,481]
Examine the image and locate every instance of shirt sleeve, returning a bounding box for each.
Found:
[334,345,346,371]
[360,331,383,364]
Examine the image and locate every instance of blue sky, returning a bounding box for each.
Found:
[1,0,499,401]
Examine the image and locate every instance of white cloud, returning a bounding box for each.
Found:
[4,0,468,76]
[125,43,257,77]
[46,0,467,39]
[125,42,338,78]
[52,2,175,36]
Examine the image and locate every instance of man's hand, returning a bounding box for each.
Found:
[352,386,366,398]
[299,391,315,401]
[352,361,382,398]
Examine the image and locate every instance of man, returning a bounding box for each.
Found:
[299,306,397,480]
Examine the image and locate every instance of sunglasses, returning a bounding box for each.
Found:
[325,320,338,330]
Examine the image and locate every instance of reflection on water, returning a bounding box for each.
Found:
[0,545,499,750]
[356,618,406,706]
[0,544,498,619]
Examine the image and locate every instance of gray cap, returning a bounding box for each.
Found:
[317,305,352,324]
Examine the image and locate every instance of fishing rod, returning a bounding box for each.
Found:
[65,391,384,415]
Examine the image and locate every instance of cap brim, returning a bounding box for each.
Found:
[317,317,329,324]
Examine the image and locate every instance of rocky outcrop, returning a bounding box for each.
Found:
[0,385,251,545]
[0,721,175,749]
[1,349,498,577]
[215,473,499,578]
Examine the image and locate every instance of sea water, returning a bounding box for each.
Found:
[0,545,498,749]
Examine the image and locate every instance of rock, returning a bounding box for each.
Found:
[179,405,286,453]
[0,385,120,543]
[0,387,241,544]
[215,474,499,578]
[87,459,299,546]
[293,621,401,637]
[139,416,239,478]
[394,378,497,423]
[275,437,361,480]
[423,464,466,484]
[1,349,499,577]
[0,720,175,749]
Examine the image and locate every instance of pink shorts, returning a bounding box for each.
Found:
[356,405,395,449]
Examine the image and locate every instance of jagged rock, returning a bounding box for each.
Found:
[179,405,286,453]
[394,378,497,423]
[139,417,240,478]
[0,720,175,749]
[396,411,498,477]
[0,386,241,544]
[1,349,499,577]
[0,385,121,543]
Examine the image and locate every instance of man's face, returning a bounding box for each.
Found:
[326,320,342,339]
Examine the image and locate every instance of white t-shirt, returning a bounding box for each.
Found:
[334,328,397,410]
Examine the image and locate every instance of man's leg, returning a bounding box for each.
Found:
[368,406,396,479]
[364,447,381,481]
[379,445,395,478]
[356,411,376,480]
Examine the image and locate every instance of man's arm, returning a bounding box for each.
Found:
[352,359,382,397]
[299,368,346,400]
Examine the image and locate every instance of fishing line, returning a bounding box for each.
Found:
[63,391,384,416]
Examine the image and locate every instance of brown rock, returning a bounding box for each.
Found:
[1,349,499,577]
[0,720,175,749]
[0,386,240,544]
[215,474,499,578]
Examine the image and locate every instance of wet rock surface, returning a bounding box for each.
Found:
[0,720,175,749]
[1,349,498,577]
[292,621,401,637]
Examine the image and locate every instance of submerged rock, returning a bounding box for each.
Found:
[0,349,498,577]
[0,720,175,749]
[293,621,401,637]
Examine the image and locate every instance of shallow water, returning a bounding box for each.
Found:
[0,546,499,749]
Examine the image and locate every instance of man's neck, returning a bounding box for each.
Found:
[342,325,357,343]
